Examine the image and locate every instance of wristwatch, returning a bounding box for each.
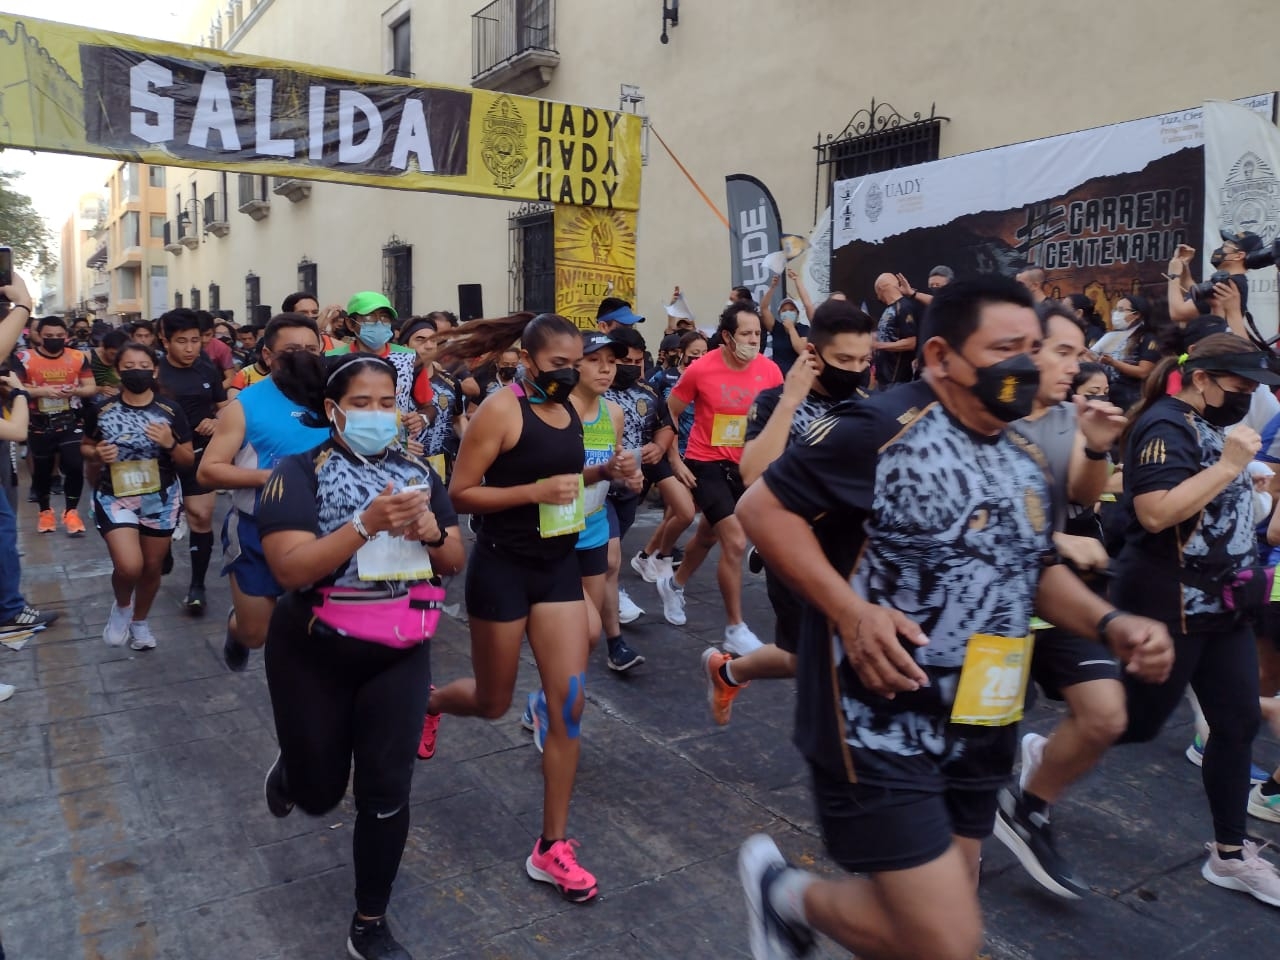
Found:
[424,530,448,549]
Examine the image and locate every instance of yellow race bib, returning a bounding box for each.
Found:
[427,454,447,481]
[37,396,70,415]
[110,459,161,497]
[537,475,586,538]
[711,413,747,447]
[950,633,1034,727]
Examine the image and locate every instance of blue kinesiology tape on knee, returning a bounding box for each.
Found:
[562,672,586,738]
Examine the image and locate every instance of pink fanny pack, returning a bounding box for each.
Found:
[311,583,445,649]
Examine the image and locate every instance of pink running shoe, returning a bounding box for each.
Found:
[525,838,598,903]
[417,686,439,760]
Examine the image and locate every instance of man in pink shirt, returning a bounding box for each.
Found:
[657,301,782,654]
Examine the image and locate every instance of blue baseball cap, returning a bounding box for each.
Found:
[598,304,645,326]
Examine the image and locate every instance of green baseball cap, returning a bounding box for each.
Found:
[346,291,397,320]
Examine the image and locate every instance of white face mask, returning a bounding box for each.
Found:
[1111,309,1130,329]
[731,335,759,363]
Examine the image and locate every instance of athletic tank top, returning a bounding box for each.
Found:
[231,377,330,515]
[477,386,584,562]
[578,397,613,551]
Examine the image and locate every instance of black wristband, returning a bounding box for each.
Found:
[425,530,448,549]
[1096,609,1123,641]
[9,389,27,401]
[1083,446,1109,461]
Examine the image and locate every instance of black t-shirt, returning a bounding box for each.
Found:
[82,395,193,496]
[745,385,865,447]
[769,321,811,376]
[874,297,920,385]
[1190,273,1249,315]
[257,440,457,591]
[157,356,226,448]
[1113,396,1255,633]
[762,379,1056,788]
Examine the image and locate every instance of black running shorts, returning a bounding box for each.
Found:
[1030,627,1122,701]
[686,458,745,527]
[465,539,582,623]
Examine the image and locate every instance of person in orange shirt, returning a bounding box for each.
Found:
[13,316,96,535]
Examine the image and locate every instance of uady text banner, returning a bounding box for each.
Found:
[0,14,642,209]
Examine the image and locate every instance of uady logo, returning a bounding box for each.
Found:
[1220,151,1280,245]
[864,182,884,223]
[481,95,528,190]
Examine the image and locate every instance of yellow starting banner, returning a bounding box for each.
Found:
[0,14,642,210]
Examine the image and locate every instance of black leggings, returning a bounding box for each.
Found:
[31,428,83,511]
[263,593,432,916]
[1119,621,1260,845]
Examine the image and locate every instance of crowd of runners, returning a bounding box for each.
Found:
[2,227,1280,959]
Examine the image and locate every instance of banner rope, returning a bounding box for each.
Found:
[650,125,730,230]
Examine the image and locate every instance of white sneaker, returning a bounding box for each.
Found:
[1248,783,1280,823]
[656,575,686,626]
[103,603,133,648]
[723,622,763,657]
[128,620,157,651]
[651,555,674,583]
[1201,840,1280,907]
[0,682,13,702]
[173,515,188,542]
[630,551,658,583]
[618,588,644,624]
[1018,732,1048,793]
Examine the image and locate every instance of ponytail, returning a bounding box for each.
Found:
[272,349,328,415]
[437,312,579,367]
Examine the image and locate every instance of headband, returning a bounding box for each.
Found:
[325,353,395,386]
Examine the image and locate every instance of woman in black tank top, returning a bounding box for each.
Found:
[425,313,622,905]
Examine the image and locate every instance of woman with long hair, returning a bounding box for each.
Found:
[82,343,196,650]
[1111,333,1280,905]
[1098,293,1165,411]
[425,312,633,903]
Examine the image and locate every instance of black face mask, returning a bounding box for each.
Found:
[528,365,579,404]
[1210,246,1227,268]
[119,369,155,394]
[957,351,1040,422]
[1202,379,1253,428]
[41,336,66,355]
[816,357,870,401]
[613,363,642,390]
[497,366,518,380]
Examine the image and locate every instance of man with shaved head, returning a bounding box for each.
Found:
[873,272,920,388]
[1016,267,1049,305]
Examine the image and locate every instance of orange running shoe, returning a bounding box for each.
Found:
[63,509,85,537]
[37,509,56,534]
[702,647,747,726]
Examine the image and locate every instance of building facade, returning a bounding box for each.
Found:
[95,163,169,321]
[156,0,1280,328]
[56,191,107,319]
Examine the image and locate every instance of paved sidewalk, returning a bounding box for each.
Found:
[2,500,1278,959]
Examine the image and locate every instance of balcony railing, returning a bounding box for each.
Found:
[237,174,271,220]
[203,191,230,237]
[471,0,558,93]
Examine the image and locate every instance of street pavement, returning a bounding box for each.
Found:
[2,496,1279,959]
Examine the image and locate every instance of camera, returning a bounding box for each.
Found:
[1190,270,1234,302]
[1245,238,1280,271]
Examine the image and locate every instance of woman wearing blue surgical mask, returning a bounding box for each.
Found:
[327,291,420,426]
[256,351,465,960]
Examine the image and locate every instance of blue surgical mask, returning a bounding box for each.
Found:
[333,407,399,457]
[780,310,799,323]
[357,321,393,350]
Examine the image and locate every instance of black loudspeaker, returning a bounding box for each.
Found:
[253,304,274,324]
[458,284,484,321]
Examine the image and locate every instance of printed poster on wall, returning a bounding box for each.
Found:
[831,94,1276,335]
[554,205,638,331]
[0,14,642,210]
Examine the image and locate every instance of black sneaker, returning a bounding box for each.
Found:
[607,639,646,673]
[161,546,174,576]
[347,913,412,960]
[263,751,294,818]
[748,546,764,574]
[183,586,206,617]
[670,545,684,571]
[0,605,58,632]
[738,835,815,960]
[223,610,249,672]
[993,787,1088,900]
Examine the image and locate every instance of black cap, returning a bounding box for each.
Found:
[660,333,682,352]
[581,331,627,357]
[1220,229,1265,255]
[1185,348,1280,386]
